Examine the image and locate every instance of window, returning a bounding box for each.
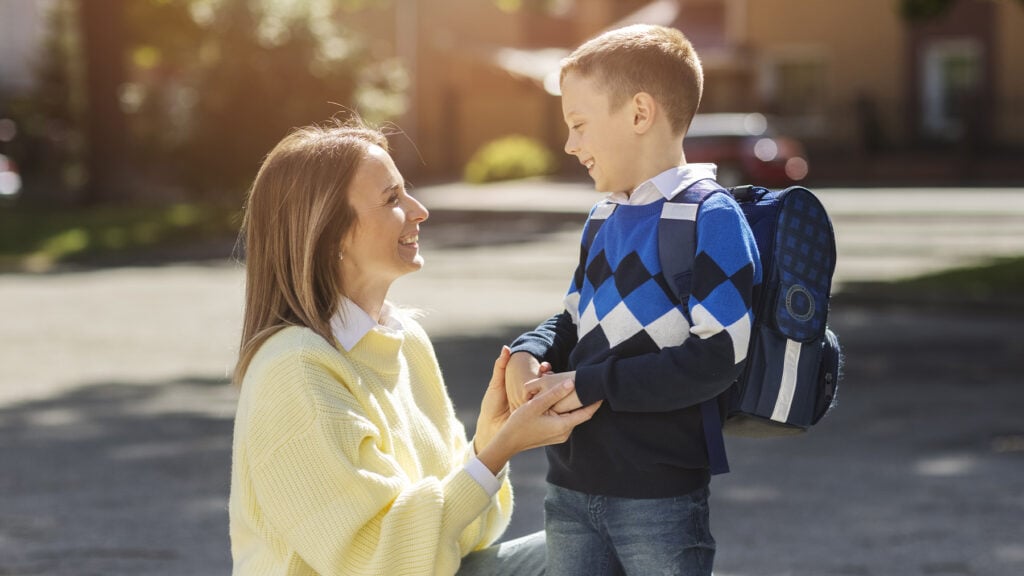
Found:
[775,59,827,115]
[759,53,828,117]
[921,38,982,141]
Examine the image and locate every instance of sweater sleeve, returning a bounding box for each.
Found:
[245,353,499,576]
[403,318,514,557]
[574,194,761,412]
[509,310,578,372]
[451,439,514,554]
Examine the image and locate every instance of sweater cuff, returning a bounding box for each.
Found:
[440,468,496,541]
[464,457,506,497]
[465,437,509,496]
[574,363,607,406]
[508,341,549,363]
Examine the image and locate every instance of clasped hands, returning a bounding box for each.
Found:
[504,351,588,414]
[474,347,600,475]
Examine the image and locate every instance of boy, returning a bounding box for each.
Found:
[505,24,761,575]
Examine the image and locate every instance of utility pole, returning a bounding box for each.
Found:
[394,0,418,176]
[78,0,127,204]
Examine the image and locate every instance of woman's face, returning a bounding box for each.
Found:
[341,145,429,291]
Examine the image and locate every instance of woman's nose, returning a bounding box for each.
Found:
[408,196,429,222]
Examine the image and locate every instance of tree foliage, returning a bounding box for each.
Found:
[127,0,391,198]
[22,0,401,204]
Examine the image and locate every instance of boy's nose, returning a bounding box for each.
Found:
[564,133,578,155]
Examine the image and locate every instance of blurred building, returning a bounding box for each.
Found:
[361,0,1024,183]
[3,0,1021,184]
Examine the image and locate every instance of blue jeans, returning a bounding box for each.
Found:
[544,484,715,576]
[457,530,546,576]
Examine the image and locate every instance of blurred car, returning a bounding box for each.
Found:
[0,152,21,204]
[684,113,809,188]
[0,116,21,204]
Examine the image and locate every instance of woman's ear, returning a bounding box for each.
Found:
[632,92,657,134]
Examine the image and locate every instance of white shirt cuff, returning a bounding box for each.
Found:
[464,455,507,498]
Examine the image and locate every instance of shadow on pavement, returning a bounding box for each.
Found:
[2,307,1023,575]
[0,377,235,576]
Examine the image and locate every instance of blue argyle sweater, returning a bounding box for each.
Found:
[511,175,761,498]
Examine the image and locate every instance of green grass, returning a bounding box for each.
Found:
[0,203,241,271]
[897,256,1024,297]
[842,256,1024,307]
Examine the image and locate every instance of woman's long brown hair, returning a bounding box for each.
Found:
[234,119,388,386]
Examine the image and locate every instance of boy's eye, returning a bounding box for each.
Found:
[571,123,584,131]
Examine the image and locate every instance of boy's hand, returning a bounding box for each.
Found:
[524,371,584,414]
[505,352,551,410]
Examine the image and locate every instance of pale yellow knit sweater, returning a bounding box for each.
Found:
[229,321,513,576]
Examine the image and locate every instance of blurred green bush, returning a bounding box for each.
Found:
[0,202,240,271]
[463,135,555,184]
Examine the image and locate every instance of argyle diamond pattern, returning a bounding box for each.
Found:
[577,246,691,351]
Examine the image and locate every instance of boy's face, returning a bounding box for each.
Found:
[561,71,640,193]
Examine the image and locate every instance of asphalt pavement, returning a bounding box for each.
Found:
[1,181,1022,576]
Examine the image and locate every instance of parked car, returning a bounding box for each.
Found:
[0,152,21,204]
[0,115,22,205]
[684,113,809,188]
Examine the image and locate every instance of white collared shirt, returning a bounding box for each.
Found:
[329,297,505,496]
[606,163,718,206]
[330,297,405,352]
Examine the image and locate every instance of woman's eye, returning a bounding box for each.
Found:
[387,193,400,205]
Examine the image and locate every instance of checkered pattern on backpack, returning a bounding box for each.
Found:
[774,192,833,341]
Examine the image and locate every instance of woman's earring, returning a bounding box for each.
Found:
[338,251,344,261]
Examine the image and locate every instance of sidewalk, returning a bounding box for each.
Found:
[1,180,1022,575]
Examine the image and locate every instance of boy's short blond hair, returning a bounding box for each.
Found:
[560,24,703,136]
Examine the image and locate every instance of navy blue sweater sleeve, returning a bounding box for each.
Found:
[574,195,761,411]
[509,310,578,372]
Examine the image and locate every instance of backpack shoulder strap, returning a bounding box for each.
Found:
[658,178,725,305]
[659,177,732,476]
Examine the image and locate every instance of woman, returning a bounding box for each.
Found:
[228,119,599,576]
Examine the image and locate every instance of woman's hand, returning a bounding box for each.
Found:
[476,346,516,450]
[476,347,600,475]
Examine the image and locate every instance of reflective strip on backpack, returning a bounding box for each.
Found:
[771,339,802,423]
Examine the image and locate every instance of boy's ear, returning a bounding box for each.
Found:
[631,92,657,134]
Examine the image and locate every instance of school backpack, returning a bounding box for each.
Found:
[582,177,842,475]
[659,178,842,474]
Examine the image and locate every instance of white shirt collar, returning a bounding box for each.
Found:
[607,163,718,206]
[330,297,406,351]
